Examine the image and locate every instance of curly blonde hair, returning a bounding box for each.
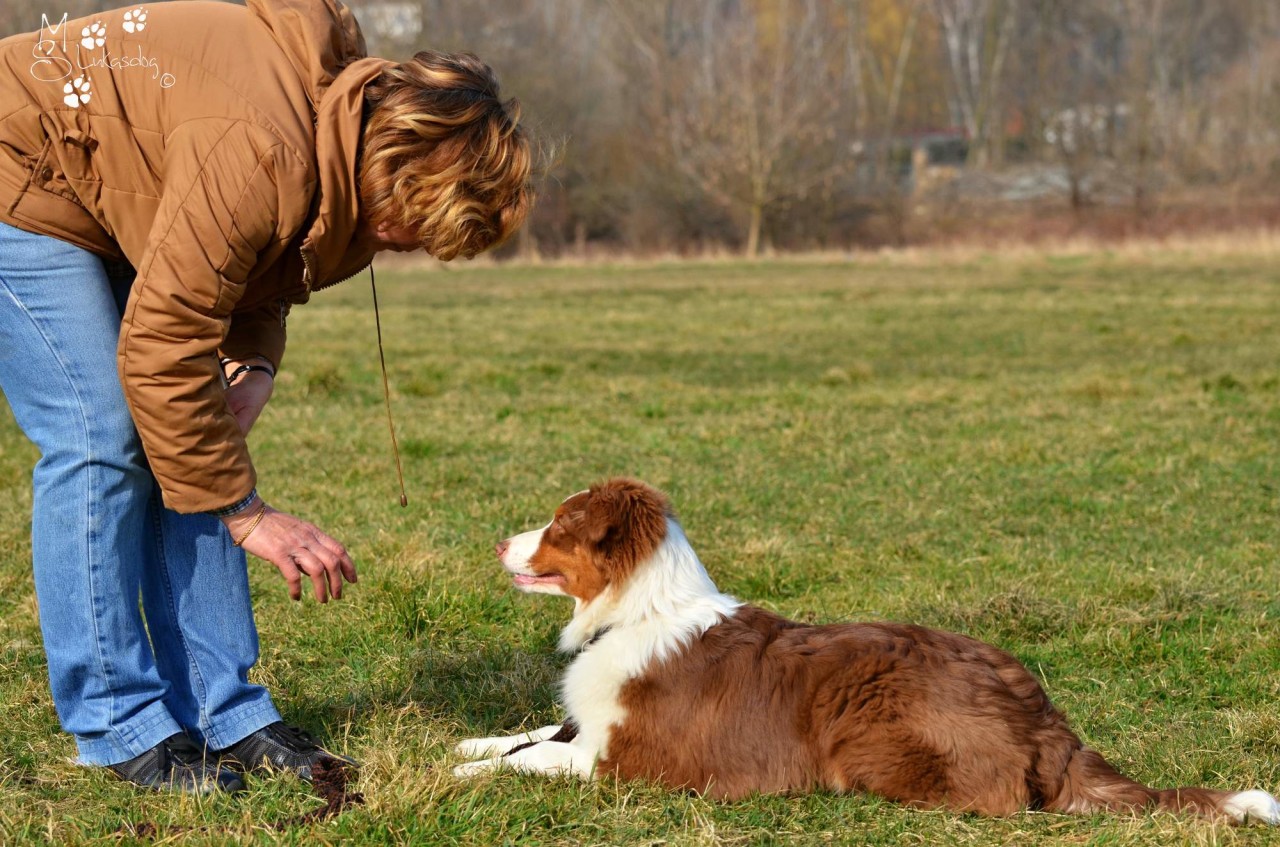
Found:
[359,51,533,260]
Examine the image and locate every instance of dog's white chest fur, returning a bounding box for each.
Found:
[560,636,635,759]
[557,522,741,759]
[454,511,739,778]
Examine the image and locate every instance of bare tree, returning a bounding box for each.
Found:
[610,0,847,258]
[929,0,1017,167]
[1228,0,1280,181]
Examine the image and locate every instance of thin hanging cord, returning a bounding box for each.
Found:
[371,265,409,507]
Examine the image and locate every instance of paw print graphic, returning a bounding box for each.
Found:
[122,8,147,34]
[80,22,106,50]
[63,76,91,108]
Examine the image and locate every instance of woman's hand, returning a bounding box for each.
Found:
[222,499,358,603]
[223,358,275,435]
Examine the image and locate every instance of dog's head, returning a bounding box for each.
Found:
[497,478,672,605]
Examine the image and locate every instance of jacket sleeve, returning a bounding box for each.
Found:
[118,122,308,513]
[220,301,288,369]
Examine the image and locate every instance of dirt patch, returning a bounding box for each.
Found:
[124,821,162,839]
[275,756,365,828]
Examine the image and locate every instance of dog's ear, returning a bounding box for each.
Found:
[584,479,670,575]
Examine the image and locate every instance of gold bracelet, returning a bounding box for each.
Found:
[232,503,268,547]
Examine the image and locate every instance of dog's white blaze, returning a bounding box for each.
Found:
[501,522,550,571]
[560,518,740,760]
[501,492,590,580]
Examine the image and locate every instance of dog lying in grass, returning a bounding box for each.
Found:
[454,478,1278,822]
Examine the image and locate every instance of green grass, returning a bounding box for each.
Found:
[1,249,1279,845]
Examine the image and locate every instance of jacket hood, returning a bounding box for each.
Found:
[248,0,389,286]
[304,56,393,287]
[247,0,366,109]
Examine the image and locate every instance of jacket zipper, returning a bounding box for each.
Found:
[287,248,373,326]
[301,248,372,294]
[301,249,315,293]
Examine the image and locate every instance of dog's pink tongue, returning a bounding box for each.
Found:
[513,573,565,587]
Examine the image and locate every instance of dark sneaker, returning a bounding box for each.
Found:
[214,722,357,781]
[107,732,245,794]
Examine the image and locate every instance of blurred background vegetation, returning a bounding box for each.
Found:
[4,0,1279,256]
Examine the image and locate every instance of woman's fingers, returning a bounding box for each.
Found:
[275,552,304,602]
[311,532,358,585]
[293,540,346,602]
[234,507,356,603]
[223,371,274,435]
[291,548,332,603]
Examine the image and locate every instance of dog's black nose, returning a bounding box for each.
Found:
[495,540,509,559]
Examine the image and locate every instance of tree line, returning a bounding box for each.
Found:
[394,0,1280,255]
[5,0,1279,256]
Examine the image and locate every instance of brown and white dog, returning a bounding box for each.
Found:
[454,478,1278,822]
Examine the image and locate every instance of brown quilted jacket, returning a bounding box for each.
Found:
[0,0,391,512]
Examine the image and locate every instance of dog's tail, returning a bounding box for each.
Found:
[1044,746,1279,824]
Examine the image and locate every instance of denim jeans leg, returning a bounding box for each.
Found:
[98,260,281,750]
[0,223,282,762]
[0,223,182,764]
[139,498,282,750]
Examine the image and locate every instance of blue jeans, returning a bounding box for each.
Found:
[0,222,280,765]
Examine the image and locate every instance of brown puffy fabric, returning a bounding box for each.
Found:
[0,1,392,512]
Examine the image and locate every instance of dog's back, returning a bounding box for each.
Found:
[600,605,1060,807]
[603,605,1253,817]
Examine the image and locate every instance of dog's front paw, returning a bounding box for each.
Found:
[452,758,499,779]
[455,737,504,758]
[1225,790,1280,825]
[455,725,563,758]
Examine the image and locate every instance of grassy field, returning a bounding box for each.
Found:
[1,247,1278,845]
